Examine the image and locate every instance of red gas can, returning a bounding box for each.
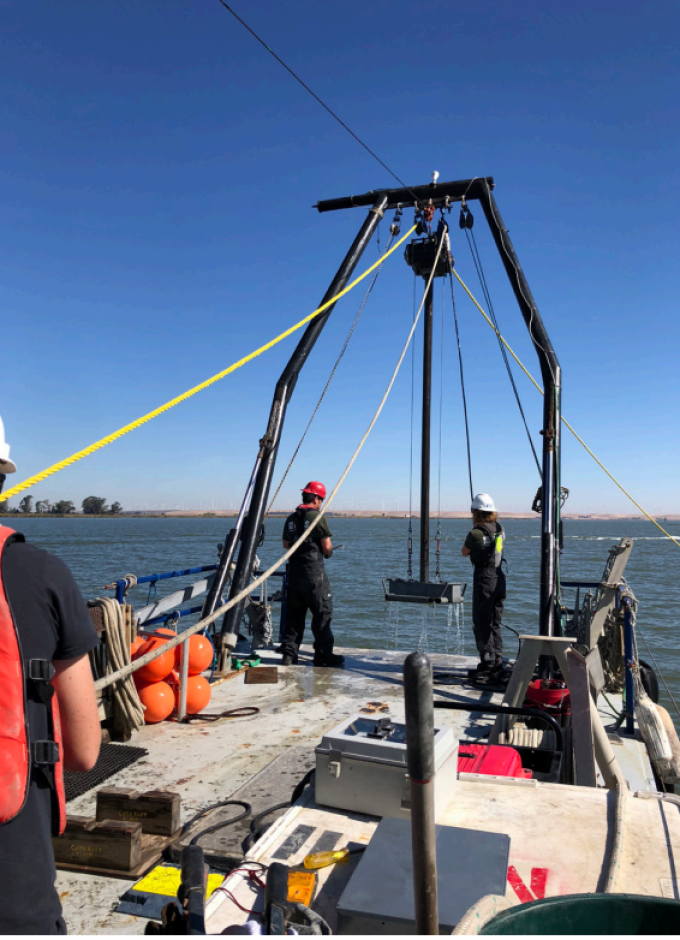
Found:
[457,743,532,779]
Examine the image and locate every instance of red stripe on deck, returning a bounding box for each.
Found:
[507,866,533,904]
[531,868,548,900]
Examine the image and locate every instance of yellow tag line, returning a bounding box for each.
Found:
[0,226,416,503]
[451,268,680,548]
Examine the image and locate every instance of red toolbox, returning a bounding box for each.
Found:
[457,743,532,779]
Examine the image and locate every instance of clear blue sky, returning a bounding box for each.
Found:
[1,0,678,515]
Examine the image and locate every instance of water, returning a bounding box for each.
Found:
[11,516,680,722]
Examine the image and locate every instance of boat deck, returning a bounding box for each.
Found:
[58,645,671,934]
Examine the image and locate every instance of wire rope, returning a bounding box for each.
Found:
[435,279,445,582]
[266,231,396,514]
[407,272,416,578]
[94,231,448,694]
[463,224,541,474]
[450,268,680,549]
[0,226,415,505]
[446,267,474,501]
[216,2,418,201]
[635,622,680,720]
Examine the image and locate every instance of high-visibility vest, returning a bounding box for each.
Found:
[0,526,66,835]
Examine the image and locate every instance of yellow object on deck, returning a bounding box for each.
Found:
[133,864,224,899]
[287,870,316,906]
[304,847,350,870]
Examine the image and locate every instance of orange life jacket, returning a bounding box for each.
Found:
[0,525,66,835]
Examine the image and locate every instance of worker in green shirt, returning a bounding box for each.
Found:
[461,493,507,684]
[280,481,344,668]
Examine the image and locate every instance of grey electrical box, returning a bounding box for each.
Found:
[315,714,458,820]
[337,816,511,934]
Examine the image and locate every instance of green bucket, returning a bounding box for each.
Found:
[480,894,680,935]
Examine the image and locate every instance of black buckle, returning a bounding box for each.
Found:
[33,740,60,765]
[28,659,55,682]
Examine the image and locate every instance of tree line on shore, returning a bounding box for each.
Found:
[1,496,123,515]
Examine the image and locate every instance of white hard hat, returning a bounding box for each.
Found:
[471,493,495,512]
[0,416,17,474]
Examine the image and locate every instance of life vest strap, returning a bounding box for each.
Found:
[32,740,60,766]
[27,658,55,682]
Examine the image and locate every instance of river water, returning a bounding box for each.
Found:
[12,516,680,722]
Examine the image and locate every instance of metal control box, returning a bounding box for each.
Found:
[315,714,458,820]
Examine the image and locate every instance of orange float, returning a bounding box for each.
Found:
[130,635,144,658]
[173,675,211,715]
[175,634,214,676]
[133,627,176,682]
[137,679,175,724]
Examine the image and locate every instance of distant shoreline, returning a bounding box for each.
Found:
[2,511,679,522]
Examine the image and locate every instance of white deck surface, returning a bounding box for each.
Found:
[56,645,672,934]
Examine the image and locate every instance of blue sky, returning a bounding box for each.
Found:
[1,0,678,514]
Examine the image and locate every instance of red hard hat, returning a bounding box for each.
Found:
[302,481,326,500]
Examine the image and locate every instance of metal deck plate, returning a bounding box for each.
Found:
[337,816,510,934]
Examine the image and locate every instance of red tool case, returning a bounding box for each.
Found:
[457,743,532,779]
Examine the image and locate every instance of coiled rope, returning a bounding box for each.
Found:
[90,597,144,731]
[0,225,415,505]
[451,267,680,548]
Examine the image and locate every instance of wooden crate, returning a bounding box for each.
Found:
[53,816,143,873]
[96,787,181,836]
[53,813,181,880]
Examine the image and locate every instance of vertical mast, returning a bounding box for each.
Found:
[478,182,562,638]
[420,281,434,583]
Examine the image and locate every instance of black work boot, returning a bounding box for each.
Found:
[313,652,345,668]
[281,653,298,666]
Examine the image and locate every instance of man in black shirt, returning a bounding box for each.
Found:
[280,481,344,668]
[0,421,101,934]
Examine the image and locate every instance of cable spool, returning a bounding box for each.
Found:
[635,691,672,763]
[654,704,680,784]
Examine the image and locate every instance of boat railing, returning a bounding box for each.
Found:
[99,562,287,720]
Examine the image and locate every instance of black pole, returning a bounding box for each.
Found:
[420,281,433,583]
[215,195,389,651]
[403,652,439,935]
[478,182,561,639]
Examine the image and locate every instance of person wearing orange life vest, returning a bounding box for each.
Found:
[280,481,344,668]
[0,416,101,935]
[461,493,508,685]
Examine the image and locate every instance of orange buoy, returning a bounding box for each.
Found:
[134,627,176,682]
[137,679,175,724]
[174,675,211,715]
[175,634,214,676]
[130,635,144,658]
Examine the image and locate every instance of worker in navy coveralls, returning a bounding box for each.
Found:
[280,481,345,668]
[461,493,507,684]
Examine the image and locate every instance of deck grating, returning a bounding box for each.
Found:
[64,743,149,802]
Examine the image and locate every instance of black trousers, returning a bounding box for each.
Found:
[472,569,506,667]
[281,569,334,659]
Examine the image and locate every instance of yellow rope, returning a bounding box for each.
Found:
[0,225,416,504]
[451,268,680,548]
